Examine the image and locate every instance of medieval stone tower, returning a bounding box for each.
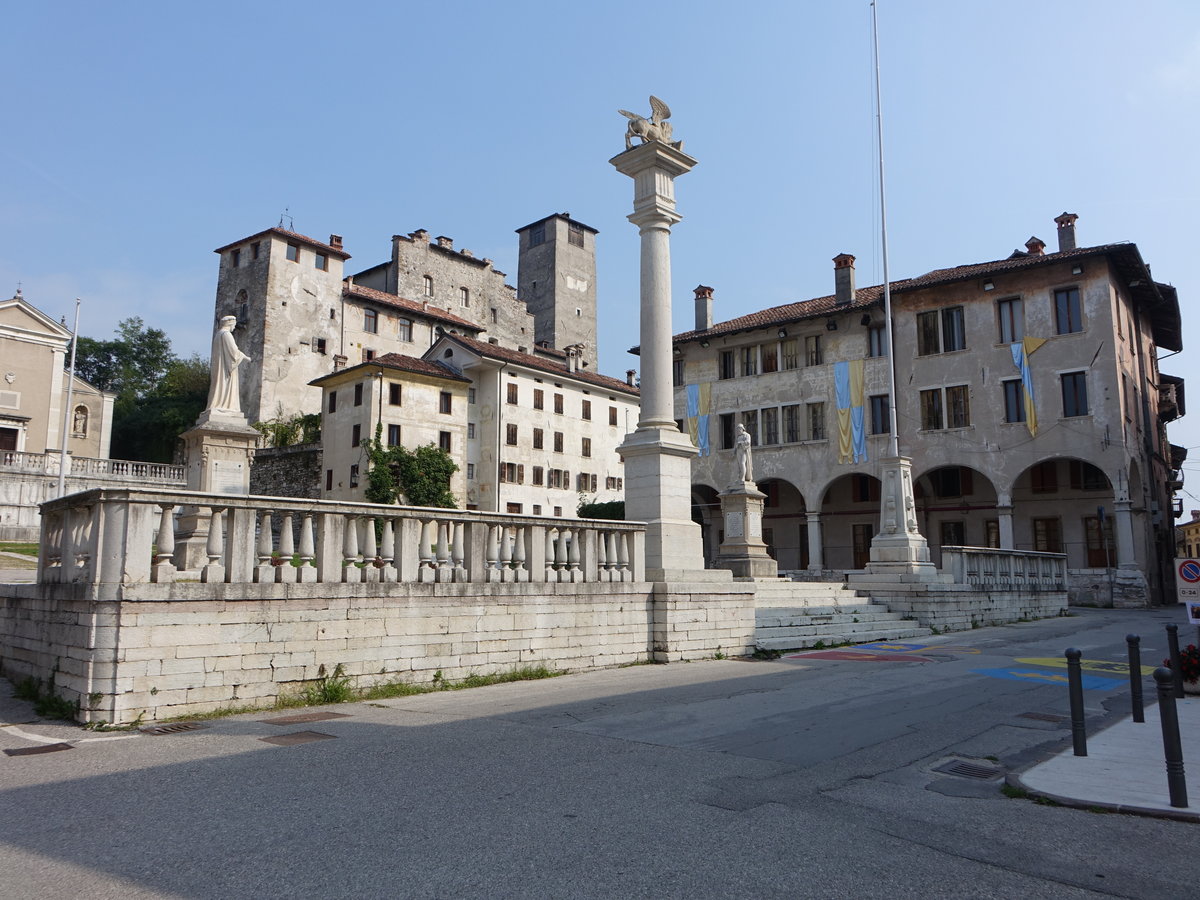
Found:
[212,228,350,424]
[515,213,599,364]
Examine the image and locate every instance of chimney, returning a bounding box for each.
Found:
[329,234,343,250]
[694,284,714,331]
[409,229,429,243]
[460,248,473,258]
[1055,212,1079,252]
[436,235,453,250]
[834,254,856,305]
[1025,236,1046,257]
[345,275,354,289]
[1192,510,1200,522]
[626,369,637,386]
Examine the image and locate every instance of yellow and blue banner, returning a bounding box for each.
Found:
[685,382,712,456]
[1010,337,1046,436]
[834,359,866,463]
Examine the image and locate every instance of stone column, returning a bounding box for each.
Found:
[866,454,938,578]
[715,484,777,579]
[996,496,1015,549]
[1111,497,1149,607]
[806,512,824,573]
[611,141,713,581]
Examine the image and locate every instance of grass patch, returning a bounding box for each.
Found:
[362,664,561,701]
[1001,783,1058,806]
[0,542,38,557]
[11,674,78,721]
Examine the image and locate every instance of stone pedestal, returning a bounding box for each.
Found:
[867,454,938,578]
[174,414,260,570]
[715,483,777,579]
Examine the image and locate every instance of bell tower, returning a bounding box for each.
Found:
[516,213,598,364]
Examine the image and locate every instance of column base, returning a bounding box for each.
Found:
[618,426,705,574]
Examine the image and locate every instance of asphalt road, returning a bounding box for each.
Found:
[1,607,1194,899]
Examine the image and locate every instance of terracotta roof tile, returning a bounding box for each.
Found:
[214,227,351,259]
[344,283,481,331]
[436,333,639,397]
[308,354,470,387]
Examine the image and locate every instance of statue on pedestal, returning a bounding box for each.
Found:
[205,316,248,416]
[619,95,684,151]
[733,423,753,485]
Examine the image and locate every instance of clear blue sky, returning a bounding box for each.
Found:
[4,2,1199,505]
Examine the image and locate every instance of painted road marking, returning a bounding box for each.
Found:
[1014,657,1156,676]
[788,650,937,663]
[972,668,1123,690]
[857,642,981,655]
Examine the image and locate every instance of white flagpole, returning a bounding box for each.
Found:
[56,298,81,498]
[872,0,900,459]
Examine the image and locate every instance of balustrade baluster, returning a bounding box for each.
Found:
[435,521,452,582]
[419,519,436,583]
[566,528,581,582]
[297,514,317,582]
[554,527,569,583]
[379,518,397,582]
[363,516,380,583]
[452,523,467,582]
[151,504,177,583]
[512,526,528,582]
[487,525,502,583]
[255,510,276,583]
[618,531,631,581]
[275,513,297,584]
[202,508,226,583]
[545,528,556,582]
[499,525,514,583]
[342,514,363,583]
[597,529,609,582]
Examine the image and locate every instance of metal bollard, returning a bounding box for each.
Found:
[1066,648,1087,757]
[1167,624,1185,699]
[1127,634,1145,723]
[1153,667,1189,808]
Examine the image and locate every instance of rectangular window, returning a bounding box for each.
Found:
[529,224,545,246]
[315,252,328,271]
[467,423,476,439]
[507,383,518,405]
[1070,460,1108,491]
[1084,515,1116,567]
[720,413,735,450]
[743,410,759,446]
[852,475,880,502]
[353,383,363,407]
[554,393,564,414]
[533,466,544,486]
[940,521,965,547]
[609,406,618,426]
[930,467,972,498]
[783,404,800,443]
[1062,372,1088,417]
[1031,461,1058,493]
[852,523,875,569]
[553,431,564,453]
[672,359,684,386]
[351,423,361,447]
[868,325,887,358]
[1033,517,1063,553]
[251,241,260,260]
[231,249,241,268]
[328,391,337,414]
[807,403,826,441]
[439,392,453,414]
[581,399,591,420]
[781,338,799,370]
[582,438,592,458]
[533,428,544,450]
[439,431,451,452]
[349,464,359,488]
[761,344,778,374]
[397,318,413,341]
[325,469,333,491]
[314,338,327,355]
[506,423,518,445]
[741,346,758,377]
[917,311,940,355]
[1003,380,1025,423]
[533,389,544,410]
[869,394,889,435]
[946,385,970,428]
[920,389,943,430]
[719,350,736,380]
[363,309,378,334]
[460,287,470,307]
[805,334,823,367]
[985,519,1000,549]
[507,503,523,514]
[942,306,965,351]
[468,388,476,404]
[467,463,475,479]
[998,297,1024,343]
[389,383,402,406]
[761,407,779,445]
[423,275,434,297]
[387,424,400,447]
[362,348,375,363]
[568,221,585,247]
[286,243,300,263]
[1055,287,1083,334]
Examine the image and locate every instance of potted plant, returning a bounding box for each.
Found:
[1163,643,1200,694]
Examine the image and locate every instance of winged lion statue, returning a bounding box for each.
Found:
[618,96,683,151]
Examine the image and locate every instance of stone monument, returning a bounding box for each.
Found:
[715,426,778,579]
[175,316,261,570]
[610,100,714,581]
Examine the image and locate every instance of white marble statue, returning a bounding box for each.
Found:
[734,423,753,484]
[619,95,684,151]
[205,315,249,416]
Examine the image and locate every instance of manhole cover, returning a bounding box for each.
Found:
[4,742,73,756]
[259,711,352,726]
[1019,712,1068,723]
[260,730,337,747]
[934,758,1004,780]
[140,722,209,736]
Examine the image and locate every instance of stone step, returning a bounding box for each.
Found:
[757,616,921,638]
[756,624,934,651]
[756,603,885,619]
[756,609,912,628]
[752,581,870,609]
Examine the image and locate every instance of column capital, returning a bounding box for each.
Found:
[610,141,698,179]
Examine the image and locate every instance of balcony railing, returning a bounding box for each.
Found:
[37,488,645,589]
[940,546,1067,589]
[0,450,184,483]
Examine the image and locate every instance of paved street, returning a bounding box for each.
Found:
[1,607,1196,899]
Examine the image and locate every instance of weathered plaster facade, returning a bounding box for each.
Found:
[516,213,599,362]
[669,215,1184,607]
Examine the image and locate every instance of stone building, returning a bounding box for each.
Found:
[212,212,602,427]
[669,213,1184,607]
[1177,511,1200,560]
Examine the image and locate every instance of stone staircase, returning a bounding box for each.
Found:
[753,580,933,651]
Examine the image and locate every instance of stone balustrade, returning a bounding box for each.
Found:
[940,545,1067,589]
[37,487,645,592]
[0,450,184,483]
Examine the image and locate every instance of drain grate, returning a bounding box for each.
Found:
[260,711,351,726]
[934,758,1004,781]
[4,742,73,756]
[1019,711,1068,724]
[140,722,208,736]
[260,730,337,747]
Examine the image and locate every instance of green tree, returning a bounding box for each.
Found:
[75,317,174,399]
[364,426,458,508]
[577,499,625,520]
